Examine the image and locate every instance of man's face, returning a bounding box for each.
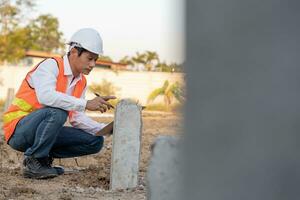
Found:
[74,50,98,75]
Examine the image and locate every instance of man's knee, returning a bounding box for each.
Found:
[89,136,104,154]
[44,107,68,125]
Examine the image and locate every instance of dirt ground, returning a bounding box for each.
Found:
[0,111,183,200]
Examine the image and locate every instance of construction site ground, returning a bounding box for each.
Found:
[0,111,183,200]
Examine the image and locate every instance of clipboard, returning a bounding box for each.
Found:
[95,121,114,136]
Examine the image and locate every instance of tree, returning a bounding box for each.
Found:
[147,80,185,109]
[0,0,64,63]
[130,51,160,71]
[0,0,35,34]
[155,61,184,72]
[0,26,31,62]
[155,62,171,72]
[169,62,184,72]
[98,55,113,62]
[118,51,183,72]
[132,52,147,71]
[145,51,159,71]
[27,14,64,53]
[0,0,35,63]
[119,56,134,66]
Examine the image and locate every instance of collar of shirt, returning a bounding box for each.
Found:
[63,55,82,86]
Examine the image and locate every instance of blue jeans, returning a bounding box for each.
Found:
[8,107,104,158]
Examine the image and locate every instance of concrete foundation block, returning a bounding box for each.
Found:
[147,136,182,200]
[110,99,142,190]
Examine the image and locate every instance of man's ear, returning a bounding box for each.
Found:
[70,47,78,56]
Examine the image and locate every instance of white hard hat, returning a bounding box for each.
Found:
[68,28,103,55]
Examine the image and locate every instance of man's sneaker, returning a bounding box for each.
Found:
[44,157,64,175]
[23,156,58,179]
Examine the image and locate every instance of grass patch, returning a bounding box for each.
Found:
[145,103,183,112]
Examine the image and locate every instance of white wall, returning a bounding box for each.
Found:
[0,64,184,105]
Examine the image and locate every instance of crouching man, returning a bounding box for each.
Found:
[2,28,115,179]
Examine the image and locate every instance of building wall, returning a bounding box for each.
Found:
[0,63,184,105]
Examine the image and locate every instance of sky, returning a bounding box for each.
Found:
[36,0,185,64]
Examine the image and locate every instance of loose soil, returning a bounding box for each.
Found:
[0,111,183,200]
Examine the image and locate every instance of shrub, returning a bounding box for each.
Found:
[147,80,185,108]
[88,79,120,96]
[0,99,5,112]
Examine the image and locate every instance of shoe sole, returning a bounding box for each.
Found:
[23,171,58,179]
[54,167,64,175]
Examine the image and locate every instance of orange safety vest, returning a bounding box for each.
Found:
[2,57,87,142]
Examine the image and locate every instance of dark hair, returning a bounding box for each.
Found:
[67,43,88,57]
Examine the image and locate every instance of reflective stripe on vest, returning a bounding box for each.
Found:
[12,97,35,111]
[3,98,36,124]
[3,110,30,124]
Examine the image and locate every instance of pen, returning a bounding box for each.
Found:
[94,93,115,109]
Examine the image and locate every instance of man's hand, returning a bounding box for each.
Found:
[86,96,116,113]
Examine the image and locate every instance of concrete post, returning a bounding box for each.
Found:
[110,99,142,190]
[185,1,300,199]
[147,136,182,200]
[4,88,14,111]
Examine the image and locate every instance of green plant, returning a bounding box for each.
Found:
[88,79,119,96]
[147,80,185,109]
[0,99,5,111]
